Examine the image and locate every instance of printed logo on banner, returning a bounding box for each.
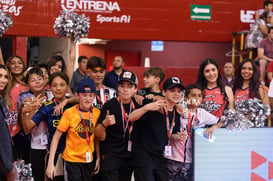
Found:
[251,151,273,181]
[61,0,131,24]
[0,0,23,16]
[240,10,255,23]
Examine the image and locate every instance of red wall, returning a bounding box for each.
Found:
[2,0,261,42]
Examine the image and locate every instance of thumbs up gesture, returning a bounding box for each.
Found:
[102,110,116,127]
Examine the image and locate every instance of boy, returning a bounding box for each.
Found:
[165,84,223,181]
[70,56,88,94]
[135,67,165,104]
[129,77,185,181]
[87,56,116,109]
[95,71,141,181]
[46,78,100,181]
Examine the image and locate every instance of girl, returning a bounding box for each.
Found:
[0,64,17,181]
[196,58,234,118]
[18,67,53,181]
[22,72,73,181]
[47,55,66,75]
[6,55,29,161]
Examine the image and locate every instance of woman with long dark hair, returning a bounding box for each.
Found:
[233,58,269,103]
[196,58,234,118]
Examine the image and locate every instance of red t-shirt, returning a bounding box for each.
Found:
[234,87,250,102]
[258,38,273,59]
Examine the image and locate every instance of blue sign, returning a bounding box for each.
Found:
[151,41,164,51]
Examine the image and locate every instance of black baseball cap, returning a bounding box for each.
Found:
[77,78,96,93]
[118,71,138,86]
[163,77,185,90]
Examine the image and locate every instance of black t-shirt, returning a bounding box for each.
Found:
[98,97,141,158]
[0,97,13,176]
[131,108,181,168]
[137,88,163,105]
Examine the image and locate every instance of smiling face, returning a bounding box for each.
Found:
[87,68,105,86]
[28,74,45,93]
[0,68,8,91]
[50,61,63,75]
[50,76,67,102]
[203,63,218,85]
[241,62,254,81]
[163,87,182,104]
[186,88,203,109]
[8,57,24,75]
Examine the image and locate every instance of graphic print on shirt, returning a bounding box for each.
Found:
[75,119,94,139]
[234,88,249,102]
[201,94,221,113]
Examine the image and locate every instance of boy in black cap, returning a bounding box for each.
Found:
[95,71,141,181]
[128,77,185,181]
[47,78,100,181]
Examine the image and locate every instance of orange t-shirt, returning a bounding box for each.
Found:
[57,105,100,163]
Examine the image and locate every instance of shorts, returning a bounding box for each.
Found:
[255,59,270,67]
[64,161,93,181]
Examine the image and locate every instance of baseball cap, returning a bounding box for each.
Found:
[163,77,185,90]
[77,78,96,93]
[118,71,138,86]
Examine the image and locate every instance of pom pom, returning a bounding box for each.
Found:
[14,160,34,181]
[221,109,253,131]
[234,98,270,127]
[54,10,90,43]
[0,11,13,36]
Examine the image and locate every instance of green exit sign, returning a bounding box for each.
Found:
[191,4,211,20]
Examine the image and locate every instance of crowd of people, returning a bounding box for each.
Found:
[0,50,271,181]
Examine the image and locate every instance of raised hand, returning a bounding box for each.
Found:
[102,110,116,127]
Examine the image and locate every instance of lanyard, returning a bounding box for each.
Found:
[79,106,93,148]
[117,97,135,138]
[96,86,107,105]
[166,110,176,140]
[187,110,198,137]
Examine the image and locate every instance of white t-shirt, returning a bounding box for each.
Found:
[268,80,273,98]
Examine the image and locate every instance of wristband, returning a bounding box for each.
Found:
[101,122,107,128]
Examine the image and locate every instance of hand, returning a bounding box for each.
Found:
[174,104,185,115]
[134,95,144,105]
[203,125,218,139]
[46,163,56,180]
[145,94,154,100]
[177,130,188,141]
[54,99,68,115]
[94,158,100,175]
[103,110,116,127]
[145,99,166,112]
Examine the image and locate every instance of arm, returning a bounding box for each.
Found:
[267,72,273,82]
[225,86,234,109]
[53,96,78,115]
[259,24,268,35]
[171,130,187,141]
[259,85,270,105]
[93,139,100,174]
[255,11,259,21]
[95,110,115,140]
[46,129,63,180]
[257,48,273,62]
[128,99,166,123]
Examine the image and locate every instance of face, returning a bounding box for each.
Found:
[241,62,254,81]
[50,61,63,75]
[8,57,24,75]
[40,67,49,84]
[223,63,234,76]
[78,88,95,110]
[186,88,203,109]
[203,64,218,84]
[87,68,105,85]
[113,56,124,69]
[79,58,87,72]
[163,87,182,104]
[143,75,158,88]
[269,29,273,41]
[50,76,67,101]
[118,81,136,101]
[266,4,273,11]
[0,68,8,91]
[28,74,45,93]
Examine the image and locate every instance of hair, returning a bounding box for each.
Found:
[185,83,203,97]
[143,67,165,84]
[264,0,273,8]
[259,11,270,22]
[87,56,106,70]
[268,26,273,34]
[233,59,260,99]
[78,56,88,63]
[47,55,66,74]
[224,61,234,67]
[49,72,69,86]
[196,58,228,103]
[35,63,49,73]
[24,67,44,84]
[6,55,26,87]
[0,64,12,108]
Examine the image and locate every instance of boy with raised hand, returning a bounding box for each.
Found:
[135,67,165,105]
[129,77,185,181]
[46,78,100,181]
[95,71,141,181]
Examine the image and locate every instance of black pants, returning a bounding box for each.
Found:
[133,167,167,181]
[101,155,132,181]
[31,149,47,181]
[64,161,93,181]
